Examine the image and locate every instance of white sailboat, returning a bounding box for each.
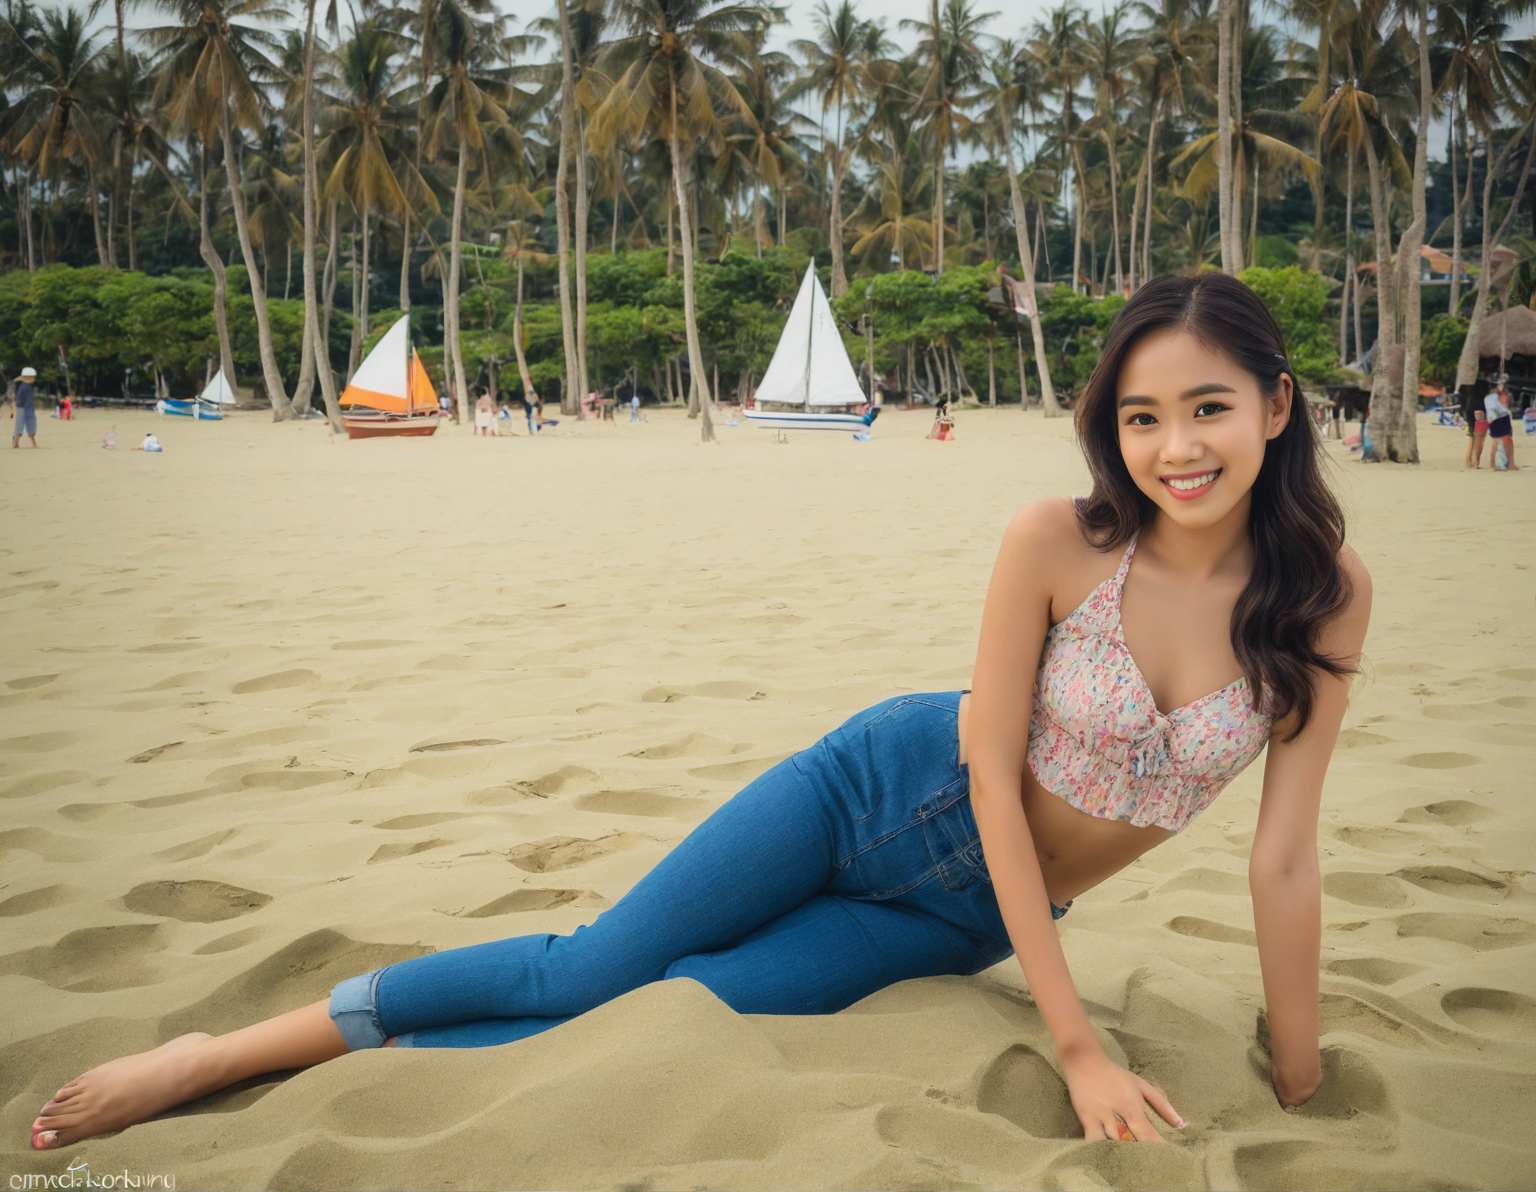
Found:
[160,366,235,419]
[745,262,879,434]
[339,314,442,439]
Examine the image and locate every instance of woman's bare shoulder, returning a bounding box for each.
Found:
[997,498,1115,618]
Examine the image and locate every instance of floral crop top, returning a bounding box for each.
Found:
[1026,533,1273,833]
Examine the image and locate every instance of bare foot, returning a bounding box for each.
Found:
[32,1033,225,1149]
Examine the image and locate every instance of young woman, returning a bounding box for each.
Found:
[32,273,1370,1150]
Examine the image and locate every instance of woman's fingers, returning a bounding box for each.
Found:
[1136,1077,1186,1128]
[1120,1109,1164,1143]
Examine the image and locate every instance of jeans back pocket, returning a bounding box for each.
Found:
[919,787,990,892]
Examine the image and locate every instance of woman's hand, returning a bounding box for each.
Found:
[1059,1043,1184,1141]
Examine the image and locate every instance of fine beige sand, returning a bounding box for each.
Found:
[0,404,1532,1191]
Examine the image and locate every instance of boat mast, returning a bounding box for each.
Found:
[802,265,814,411]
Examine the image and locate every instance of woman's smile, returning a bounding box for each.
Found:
[1160,468,1222,499]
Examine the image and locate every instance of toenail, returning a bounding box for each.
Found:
[35,1131,58,1148]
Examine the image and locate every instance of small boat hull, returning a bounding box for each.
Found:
[161,400,222,420]
[745,409,871,432]
[343,412,441,439]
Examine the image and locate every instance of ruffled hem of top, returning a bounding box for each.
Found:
[1025,718,1223,834]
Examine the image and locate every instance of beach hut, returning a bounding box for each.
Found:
[339,315,442,439]
[745,262,879,434]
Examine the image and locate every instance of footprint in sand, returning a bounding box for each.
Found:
[1154,867,1250,897]
[368,838,450,864]
[193,926,266,955]
[975,1043,1081,1139]
[1323,871,1410,909]
[641,681,769,703]
[1335,727,1393,748]
[0,770,89,800]
[1295,1046,1393,1124]
[121,879,272,923]
[6,673,58,690]
[0,731,79,753]
[0,884,70,917]
[1234,1142,1426,1192]
[1165,916,1257,946]
[154,828,239,861]
[409,738,505,753]
[127,741,183,763]
[506,833,645,873]
[1398,799,1498,827]
[573,789,711,818]
[687,754,791,783]
[1331,825,1426,853]
[1325,957,1425,986]
[1398,751,1479,769]
[1395,912,1536,951]
[1392,865,1508,902]
[1318,991,1434,1048]
[374,812,472,830]
[240,768,350,790]
[1042,1143,1201,1189]
[468,766,599,805]
[0,827,104,862]
[157,929,434,1036]
[0,923,167,992]
[1496,668,1535,682]
[459,888,608,917]
[231,669,316,694]
[628,733,751,760]
[1440,987,1536,1039]
[1496,695,1536,710]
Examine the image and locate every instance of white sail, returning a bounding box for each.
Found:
[345,315,410,403]
[753,263,867,408]
[198,367,237,405]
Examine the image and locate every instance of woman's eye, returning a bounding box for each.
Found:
[1127,413,1156,427]
[1194,401,1230,417]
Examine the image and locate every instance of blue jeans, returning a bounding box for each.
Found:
[329,692,1069,1049]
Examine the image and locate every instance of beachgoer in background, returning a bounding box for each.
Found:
[523,392,538,435]
[136,433,162,452]
[57,392,73,421]
[1463,379,1490,468]
[473,387,495,436]
[12,366,37,448]
[1485,383,1516,471]
[630,392,641,422]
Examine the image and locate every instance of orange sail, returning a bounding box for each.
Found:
[408,349,437,413]
[341,317,412,412]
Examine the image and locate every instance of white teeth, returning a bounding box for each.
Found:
[1165,472,1218,491]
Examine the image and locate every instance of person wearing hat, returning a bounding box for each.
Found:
[12,366,38,448]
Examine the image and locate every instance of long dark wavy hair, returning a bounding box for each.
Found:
[1073,272,1353,738]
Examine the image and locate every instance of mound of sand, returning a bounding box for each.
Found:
[0,406,1531,1188]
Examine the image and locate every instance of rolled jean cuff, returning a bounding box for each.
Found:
[329,969,389,1050]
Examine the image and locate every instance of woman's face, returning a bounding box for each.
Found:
[1115,328,1291,531]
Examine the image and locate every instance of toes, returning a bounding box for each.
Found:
[33,1130,60,1149]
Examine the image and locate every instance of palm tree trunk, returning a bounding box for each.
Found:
[198,148,237,390]
[219,110,292,418]
[999,98,1060,415]
[399,213,412,312]
[1128,123,1144,292]
[667,173,675,274]
[348,223,362,379]
[109,133,121,266]
[299,0,341,431]
[1393,0,1431,465]
[670,91,714,443]
[512,248,536,405]
[126,151,136,270]
[448,139,470,422]
[553,0,579,415]
[1362,130,1397,461]
[754,179,763,258]
[829,145,848,297]
[1248,155,1258,266]
[1070,153,1083,292]
[1216,0,1236,274]
[359,213,371,357]
[1455,120,1536,388]
[323,198,338,351]
[575,113,591,402]
[1449,103,1469,315]
[1341,144,1355,365]
[1107,128,1122,294]
[87,163,109,266]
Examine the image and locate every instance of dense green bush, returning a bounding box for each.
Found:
[1238,265,1338,384]
[1420,313,1467,384]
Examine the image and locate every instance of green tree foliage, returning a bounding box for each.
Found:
[1238,265,1337,383]
[1419,313,1468,385]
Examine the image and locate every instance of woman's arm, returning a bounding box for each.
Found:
[1249,547,1372,1107]
[969,501,1182,1142]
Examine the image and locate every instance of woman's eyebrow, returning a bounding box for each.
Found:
[1117,381,1238,408]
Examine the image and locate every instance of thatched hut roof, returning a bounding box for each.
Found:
[1479,304,1536,359]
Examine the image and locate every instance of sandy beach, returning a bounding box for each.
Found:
[0,405,1532,1190]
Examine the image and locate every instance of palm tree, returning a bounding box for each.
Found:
[903,0,992,276]
[421,0,510,422]
[731,45,808,258]
[594,0,767,442]
[9,5,112,266]
[1031,1,1087,291]
[551,0,580,414]
[979,39,1060,414]
[297,0,343,431]
[792,0,888,295]
[1394,0,1432,466]
[847,133,932,270]
[1215,0,1237,272]
[1127,0,1195,288]
[148,0,294,418]
[1079,2,1136,294]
